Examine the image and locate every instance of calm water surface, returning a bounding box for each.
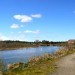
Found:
[0,46,61,65]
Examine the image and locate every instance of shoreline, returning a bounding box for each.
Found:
[0,45,61,51]
[0,45,39,51]
[3,47,67,75]
[2,47,75,75]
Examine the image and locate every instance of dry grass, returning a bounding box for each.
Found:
[4,47,75,75]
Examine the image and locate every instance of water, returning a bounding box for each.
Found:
[0,46,61,66]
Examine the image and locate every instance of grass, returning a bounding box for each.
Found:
[3,47,75,75]
[4,54,57,75]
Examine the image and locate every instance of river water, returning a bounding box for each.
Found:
[0,46,61,66]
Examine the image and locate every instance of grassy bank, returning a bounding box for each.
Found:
[0,45,39,51]
[3,53,57,75]
[0,40,67,51]
[3,47,75,75]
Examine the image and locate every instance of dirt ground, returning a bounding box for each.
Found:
[50,53,75,75]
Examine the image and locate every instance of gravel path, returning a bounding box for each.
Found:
[50,53,75,75]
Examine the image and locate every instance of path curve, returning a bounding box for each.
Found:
[50,53,75,75]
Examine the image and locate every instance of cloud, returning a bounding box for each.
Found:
[11,24,19,29]
[14,15,32,23]
[24,30,40,34]
[10,24,24,29]
[31,14,42,18]
[13,14,42,23]
[0,34,8,41]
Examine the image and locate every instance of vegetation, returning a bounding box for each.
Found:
[0,40,67,50]
[0,40,74,75]
[3,45,75,75]
[3,53,57,75]
[0,59,5,75]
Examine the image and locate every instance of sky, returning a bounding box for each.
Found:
[0,0,75,41]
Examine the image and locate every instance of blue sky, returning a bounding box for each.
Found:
[0,0,75,41]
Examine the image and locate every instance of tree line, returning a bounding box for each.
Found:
[0,40,67,50]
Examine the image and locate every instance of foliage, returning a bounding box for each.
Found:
[3,46,75,75]
[0,40,67,50]
[4,54,57,75]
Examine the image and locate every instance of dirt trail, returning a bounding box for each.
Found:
[50,53,75,75]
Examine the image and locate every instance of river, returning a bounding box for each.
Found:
[0,46,61,67]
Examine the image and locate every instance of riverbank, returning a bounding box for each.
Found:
[3,53,57,75]
[0,40,66,51]
[0,45,39,51]
[0,45,62,51]
[2,47,75,75]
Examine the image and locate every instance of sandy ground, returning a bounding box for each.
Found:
[50,53,75,75]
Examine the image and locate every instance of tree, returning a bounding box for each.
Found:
[42,40,50,45]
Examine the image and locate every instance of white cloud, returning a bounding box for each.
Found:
[14,15,32,23]
[18,30,40,34]
[0,34,8,41]
[24,30,40,34]
[11,24,19,29]
[31,14,42,18]
[13,14,42,23]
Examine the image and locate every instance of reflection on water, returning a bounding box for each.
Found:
[0,46,61,65]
